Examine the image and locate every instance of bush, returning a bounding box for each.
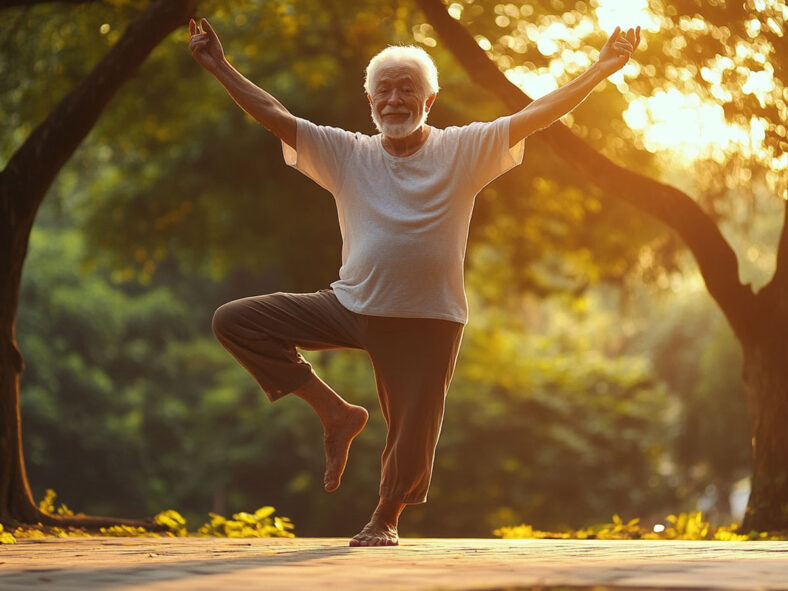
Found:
[0,489,294,543]
[494,511,786,541]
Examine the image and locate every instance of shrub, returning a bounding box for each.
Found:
[0,489,294,542]
[494,511,786,541]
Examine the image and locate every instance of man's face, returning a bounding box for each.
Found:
[367,64,435,138]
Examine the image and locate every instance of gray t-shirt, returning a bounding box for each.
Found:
[281,116,525,324]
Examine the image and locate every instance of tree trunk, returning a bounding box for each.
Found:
[741,304,788,532]
[416,0,788,531]
[0,0,196,528]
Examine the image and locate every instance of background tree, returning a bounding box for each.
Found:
[416,0,786,531]
[0,0,196,527]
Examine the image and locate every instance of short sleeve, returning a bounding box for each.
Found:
[457,115,525,191]
[281,117,357,194]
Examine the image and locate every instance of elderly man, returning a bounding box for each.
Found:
[189,16,639,546]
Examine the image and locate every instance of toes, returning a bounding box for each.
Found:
[349,527,398,547]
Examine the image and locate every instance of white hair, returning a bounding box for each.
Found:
[364,45,439,98]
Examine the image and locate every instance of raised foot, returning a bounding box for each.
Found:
[323,404,369,492]
[349,522,399,547]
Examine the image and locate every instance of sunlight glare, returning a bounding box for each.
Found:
[505,67,559,98]
[594,0,660,33]
[623,89,757,163]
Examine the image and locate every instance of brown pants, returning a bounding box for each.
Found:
[211,289,464,504]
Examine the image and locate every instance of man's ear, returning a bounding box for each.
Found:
[367,93,374,106]
[425,93,437,112]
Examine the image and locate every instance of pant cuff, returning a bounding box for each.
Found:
[379,488,428,505]
[265,372,314,402]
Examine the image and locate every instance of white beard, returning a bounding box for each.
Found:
[371,104,428,139]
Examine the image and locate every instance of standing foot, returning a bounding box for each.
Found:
[349,520,399,547]
[349,498,405,547]
[323,404,369,492]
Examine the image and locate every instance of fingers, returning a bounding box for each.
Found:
[607,25,621,47]
[201,18,218,42]
[190,38,210,50]
[188,30,209,56]
[610,26,641,56]
[188,17,209,41]
[615,38,634,52]
[622,26,641,50]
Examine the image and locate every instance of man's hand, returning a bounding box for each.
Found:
[597,26,641,77]
[189,17,225,74]
[509,24,642,143]
[187,16,296,147]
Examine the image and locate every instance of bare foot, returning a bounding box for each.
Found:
[323,404,368,492]
[349,520,399,547]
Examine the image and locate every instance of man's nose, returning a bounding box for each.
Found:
[388,89,404,104]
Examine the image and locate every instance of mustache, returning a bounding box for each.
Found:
[381,105,412,115]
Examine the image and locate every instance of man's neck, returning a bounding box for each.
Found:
[381,125,431,157]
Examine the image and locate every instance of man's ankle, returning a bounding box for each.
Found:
[373,497,406,525]
[293,376,349,421]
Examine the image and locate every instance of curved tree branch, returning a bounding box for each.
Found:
[0,0,103,10]
[416,0,758,343]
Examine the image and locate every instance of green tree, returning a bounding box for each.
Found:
[0,0,196,527]
[418,0,787,532]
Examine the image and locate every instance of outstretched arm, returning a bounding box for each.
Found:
[188,18,296,148]
[508,26,641,147]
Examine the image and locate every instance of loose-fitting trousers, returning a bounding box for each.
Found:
[211,289,464,504]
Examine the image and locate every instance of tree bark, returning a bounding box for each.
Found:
[416,0,788,531]
[0,0,197,528]
[740,286,788,532]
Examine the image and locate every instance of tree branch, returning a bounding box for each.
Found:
[1,0,197,237]
[0,0,102,10]
[417,0,757,343]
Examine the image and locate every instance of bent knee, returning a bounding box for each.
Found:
[212,301,245,340]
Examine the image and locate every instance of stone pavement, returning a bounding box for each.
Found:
[1,537,787,590]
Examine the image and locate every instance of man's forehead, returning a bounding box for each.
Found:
[376,63,421,85]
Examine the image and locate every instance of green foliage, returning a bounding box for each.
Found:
[0,524,16,545]
[494,511,787,541]
[38,488,79,517]
[154,509,188,537]
[613,256,755,518]
[196,506,295,538]
[9,491,292,540]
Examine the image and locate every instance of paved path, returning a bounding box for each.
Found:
[1,537,787,590]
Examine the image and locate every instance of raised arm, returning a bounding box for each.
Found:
[509,26,641,147]
[188,18,296,148]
